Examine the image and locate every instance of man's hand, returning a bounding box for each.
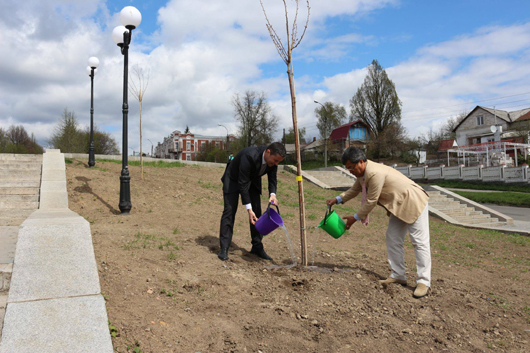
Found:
[248,209,258,225]
[326,198,337,206]
[342,216,356,230]
[269,194,278,206]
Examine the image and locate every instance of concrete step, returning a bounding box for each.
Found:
[0,226,18,265]
[0,163,42,170]
[0,187,39,195]
[0,170,41,178]
[473,220,507,227]
[427,191,441,196]
[0,208,36,226]
[0,154,42,161]
[452,213,490,222]
[0,181,40,188]
[0,195,39,202]
[0,263,13,291]
[0,174,41,182]
[430,202,467,210]
[0,201,39,209]
[444,208,481,216]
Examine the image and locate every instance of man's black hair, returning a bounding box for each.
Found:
[267,142,286,158]
[341,146,367,165]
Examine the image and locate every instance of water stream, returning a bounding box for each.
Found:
[281,225,297,267]
[311,228,322,266]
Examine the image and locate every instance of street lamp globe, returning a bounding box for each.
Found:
[88,57,99,69]
[120,6,142,29]
[86,66,98,76]
[112,26,128,45]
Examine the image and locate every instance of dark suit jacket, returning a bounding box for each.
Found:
[221,145,278,205]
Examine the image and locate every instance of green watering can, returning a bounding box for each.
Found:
[318,205,346,239]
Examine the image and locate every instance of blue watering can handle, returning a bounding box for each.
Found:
[267,202,280,219]
[323,205,332,226]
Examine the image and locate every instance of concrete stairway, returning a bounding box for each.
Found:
[0,154,42,337]
[0,154,42,226]
[304,167,355,189]
[0,150,113,353]
[427,190,507,227]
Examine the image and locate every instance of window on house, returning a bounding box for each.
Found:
[186,141,191,150]
[476,116,484,126]
[186,154,191,161]
[201,142,206,151]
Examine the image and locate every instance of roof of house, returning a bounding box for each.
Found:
[329,120,368,142]
[284,144,296,153]
[301,139,325,150]
[453,106,530,132]
[438,139,455,152]
[515,110,530,122]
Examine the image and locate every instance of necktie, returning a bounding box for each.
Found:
[360,177,369,226]
[259,163,266,176]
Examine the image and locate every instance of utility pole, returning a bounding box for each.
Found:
[283,128,286,144]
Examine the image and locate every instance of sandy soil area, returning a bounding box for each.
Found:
[65,159,530,353]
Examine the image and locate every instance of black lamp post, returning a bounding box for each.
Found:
[113,6,142,215]
[86,57,99,168]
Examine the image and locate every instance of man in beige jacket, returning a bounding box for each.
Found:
[326,147,431,298]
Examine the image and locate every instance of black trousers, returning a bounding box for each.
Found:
[219,190,263,251]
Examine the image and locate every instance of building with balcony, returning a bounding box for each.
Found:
[154,130,235,161]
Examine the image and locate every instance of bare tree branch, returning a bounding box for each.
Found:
[292,0,310,50]
[260,0,289,63]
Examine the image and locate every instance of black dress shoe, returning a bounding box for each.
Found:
[250,248,272,261]
[218,248,229,261]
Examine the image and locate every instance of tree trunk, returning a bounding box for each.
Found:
[140,101,143,180]
[287,59,308,266]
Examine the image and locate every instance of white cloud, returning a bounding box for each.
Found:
[2,0,530,153]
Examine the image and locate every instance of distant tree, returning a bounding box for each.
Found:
[50,108,118,154]
[512,119,530,144]
[129,64,150,180]
[81,126,120,155]
[196,142,228,163]
[379,121,408,159]
[0,125,43,154]
[232,90,279,147]
[0,128,7,152]
[442,110,468,139]
[315,102,346,140]
[184,125,190,134]
[49,109,84,152]
[284,127,306,144]
[350,59,402,158]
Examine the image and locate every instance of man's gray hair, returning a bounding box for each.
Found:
[341,147,367,165]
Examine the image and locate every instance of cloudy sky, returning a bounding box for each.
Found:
[2,0,530,153]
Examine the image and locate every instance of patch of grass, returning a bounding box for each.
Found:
[93,166,109,172]
[432,180,530,193]
[452,190,530,208]
[197,180,218,189]
[65,158,73,164]
[108,320,119,338]
[172,227,180,234]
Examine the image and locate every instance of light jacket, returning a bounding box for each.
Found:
[339,160,428,224]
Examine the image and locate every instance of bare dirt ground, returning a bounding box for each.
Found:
[65,159,530,353]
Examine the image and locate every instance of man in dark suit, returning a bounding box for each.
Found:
[218,142,286,261]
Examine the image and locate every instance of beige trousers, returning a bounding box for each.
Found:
[386,204,431,287]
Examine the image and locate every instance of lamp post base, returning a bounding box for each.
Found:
[119,169,132,214]
[88,143,96,167]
